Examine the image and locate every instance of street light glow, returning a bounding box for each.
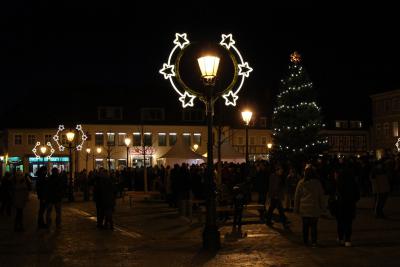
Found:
[267,143,273,149]
[86,148,91,154]
[40,146,47,154]
[66,131,75,142]
[96,147,102,154]
[124,137,131,147]
[241,110,253,125]
[197,55,220,80]
[193,144,199,151]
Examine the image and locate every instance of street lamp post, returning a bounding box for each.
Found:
[124,137,131,169]
[160,33,253,251]
[86,148,91,171]
[197,55,221,250]
[241,110,253,164]
[66,130,76,202]
[40,146,47,168]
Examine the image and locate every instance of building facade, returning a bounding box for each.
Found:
[370,89,400,157]
[1,124,273,176]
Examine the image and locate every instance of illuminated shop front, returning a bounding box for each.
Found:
[28,156,69,176]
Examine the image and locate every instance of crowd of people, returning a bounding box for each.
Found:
[1,151,399,248]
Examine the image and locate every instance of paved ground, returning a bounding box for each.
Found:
[1,193,400,267]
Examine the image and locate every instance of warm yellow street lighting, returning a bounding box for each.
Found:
[267,143,273,149]
[241,110,253,125]
[96,147,102,154]
[66,131,75,142]
[40,146,47,155]
[86,148,91,154]
[197,55,220,85]
[193,144,199,151]
[124,137,131,147]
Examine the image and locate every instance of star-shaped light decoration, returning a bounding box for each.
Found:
[82,134,88,141]
[76,145,83,151]
[238,62,253,77]
[396,138,400,152]
[76,125,82,131]
[290,51,301,63]
[58,125,65,131]
[173,33,190,49]
[59,146,65,152]
[53,135,59,141]
[179,91,196,108]
[159,63,176,79]
[222,91,239,106]
[220,34,235,49]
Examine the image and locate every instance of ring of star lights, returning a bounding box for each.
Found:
[32,141,55,159]
[53,124,87,152]
[396,138,400,152]
[159,33,253,107]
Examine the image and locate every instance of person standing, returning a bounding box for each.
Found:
[294,164,325,247]
[36,166,49,229]
[370,159,390,218]
[334,160,360,247]
[265,165,289,229]
[13,171,30,232]
[46,168,65,229]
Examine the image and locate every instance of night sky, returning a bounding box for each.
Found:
[1,3,400,127]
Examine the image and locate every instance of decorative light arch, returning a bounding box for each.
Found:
[53,124,87,152]
[159,33,253,108]
[32,141,55,159]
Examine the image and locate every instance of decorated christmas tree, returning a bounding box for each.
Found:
[272,51,327,161]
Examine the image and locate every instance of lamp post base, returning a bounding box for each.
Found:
[202,225,220,251]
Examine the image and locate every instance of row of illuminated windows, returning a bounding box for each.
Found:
[375,122,400,137]
[93,133,201,147]
[14,133,202,147]
[328,135,367,151]
[236,136,270,146]
[14,134,54,145]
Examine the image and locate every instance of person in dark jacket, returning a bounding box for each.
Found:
[99,170,115,230]
[35,166,49,229]
[0,172,13,216]
[266,165,290,229]
[334,160,360,247]
[46,168,65,229]
[13,171,31,232]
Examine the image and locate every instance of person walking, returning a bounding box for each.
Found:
[46,168,65,229]
[334,160,360,247]
[13,171,30,232]
[294,164,325,247]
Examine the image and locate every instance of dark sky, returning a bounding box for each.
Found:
[1,2,400,127]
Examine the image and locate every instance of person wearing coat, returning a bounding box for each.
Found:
[46,168,65,228]
[265,165,289,228]
[334,160,360,247]
[13,171,30,232]
[294,164,325,247]
[370,160,390,218]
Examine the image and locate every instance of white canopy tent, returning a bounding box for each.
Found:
[158,138,205,166]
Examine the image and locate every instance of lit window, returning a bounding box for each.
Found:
[158,133,167,146]
[144,133,152,146]
[95,133,104,146]
[183,133,191,146]
[28,135,36,145]
[393,122,398,137]
[193,133,201,145]
[169,133,177,146]
[15,135,22,145]
[133,133,141,146]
